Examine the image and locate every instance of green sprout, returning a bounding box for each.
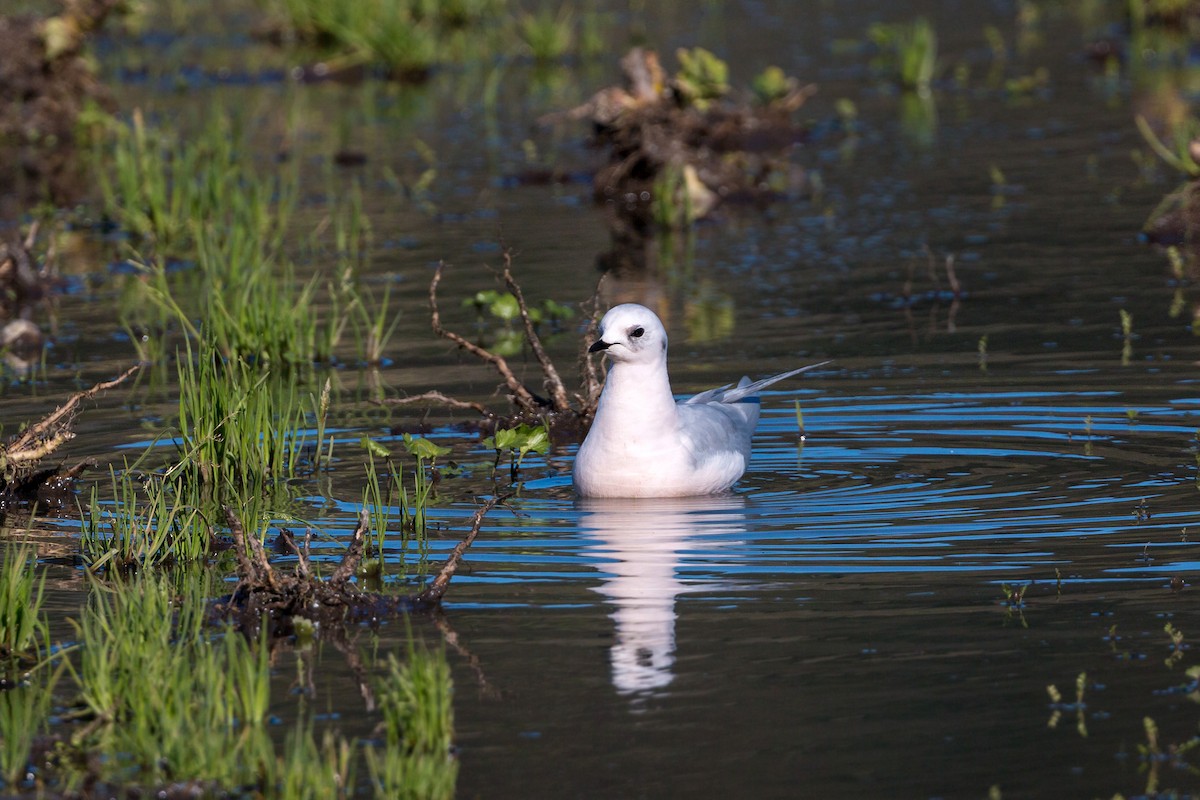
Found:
[483,423,550,484]
[674,47,729,110]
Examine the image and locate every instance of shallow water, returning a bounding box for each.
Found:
[7,1,1200,798]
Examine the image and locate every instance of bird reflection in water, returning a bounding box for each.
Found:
[577,494,747,699]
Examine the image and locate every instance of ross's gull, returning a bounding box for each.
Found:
[573,303,825,498]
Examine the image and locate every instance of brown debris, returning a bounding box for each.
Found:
[0,364,139,503]
[215,495,509,635]
[549,47,816,233]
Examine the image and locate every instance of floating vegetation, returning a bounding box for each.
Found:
[549,47,815,234]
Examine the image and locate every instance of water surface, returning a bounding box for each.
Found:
[7,2,1200,798]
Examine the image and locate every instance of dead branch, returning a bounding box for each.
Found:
[501,253,571,413]
[574,282,605,419]
[417,493,511,605]
[382,391,496,419]
[226,506,279,594]
[5,364,139,460]
[429,262,543,415]
[329,507,370,588]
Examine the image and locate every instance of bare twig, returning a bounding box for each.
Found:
[501,252,571,413]
[329,507,370,589]
[2,364,140,471]
[429,263,542,414]
[575,281,605,418]
[382,391,496,419]
[226,506,278,593]
[417,494,511,605]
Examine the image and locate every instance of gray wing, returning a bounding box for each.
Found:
[682,361,829,406]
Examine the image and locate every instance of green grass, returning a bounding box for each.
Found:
[365,641,457,799]
[171,341,313,504]
[80,467,208,570]
[0,666,60,790]
[65,578,275,789]
[0,572,460,796]
[0,543,48,662]
[266,0,509,74]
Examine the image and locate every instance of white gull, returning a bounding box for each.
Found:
[573,303,825,498]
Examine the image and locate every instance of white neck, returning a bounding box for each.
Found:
[593,357,678,432]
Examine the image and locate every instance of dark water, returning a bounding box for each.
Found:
[7,1,1200,798]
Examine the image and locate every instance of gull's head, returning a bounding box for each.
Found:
[588,303,667,365]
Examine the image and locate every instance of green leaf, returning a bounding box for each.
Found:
[360,437,391,458]
[488,293,521,321]
[517,425,549,456]
[402,433,451,461]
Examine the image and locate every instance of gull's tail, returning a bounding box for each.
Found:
[684,361,831,406]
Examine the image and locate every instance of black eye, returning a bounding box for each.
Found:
[631,327,644,338]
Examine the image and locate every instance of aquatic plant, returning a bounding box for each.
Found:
[366,642,457,799]
[0,543,47,661]
[81,468,208,570]
[361,440,440,578]
[0,667,59,789]
[1164,622,1186,668]
[171,340,312,509]
[651,163,703,229]
[98,109,255,260]
[350,282,403,366]
[270,722,356,799]
[482,422,549,483]
[1135,114,1200,178]
[674,47,729,110]
[751,65,800,106]
[68,574,278,788]
[1120,308,1134,365]
[1045,672,1087,737]
[868,17,937,93]
[337,1,439,79]
[265,0,513,77]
